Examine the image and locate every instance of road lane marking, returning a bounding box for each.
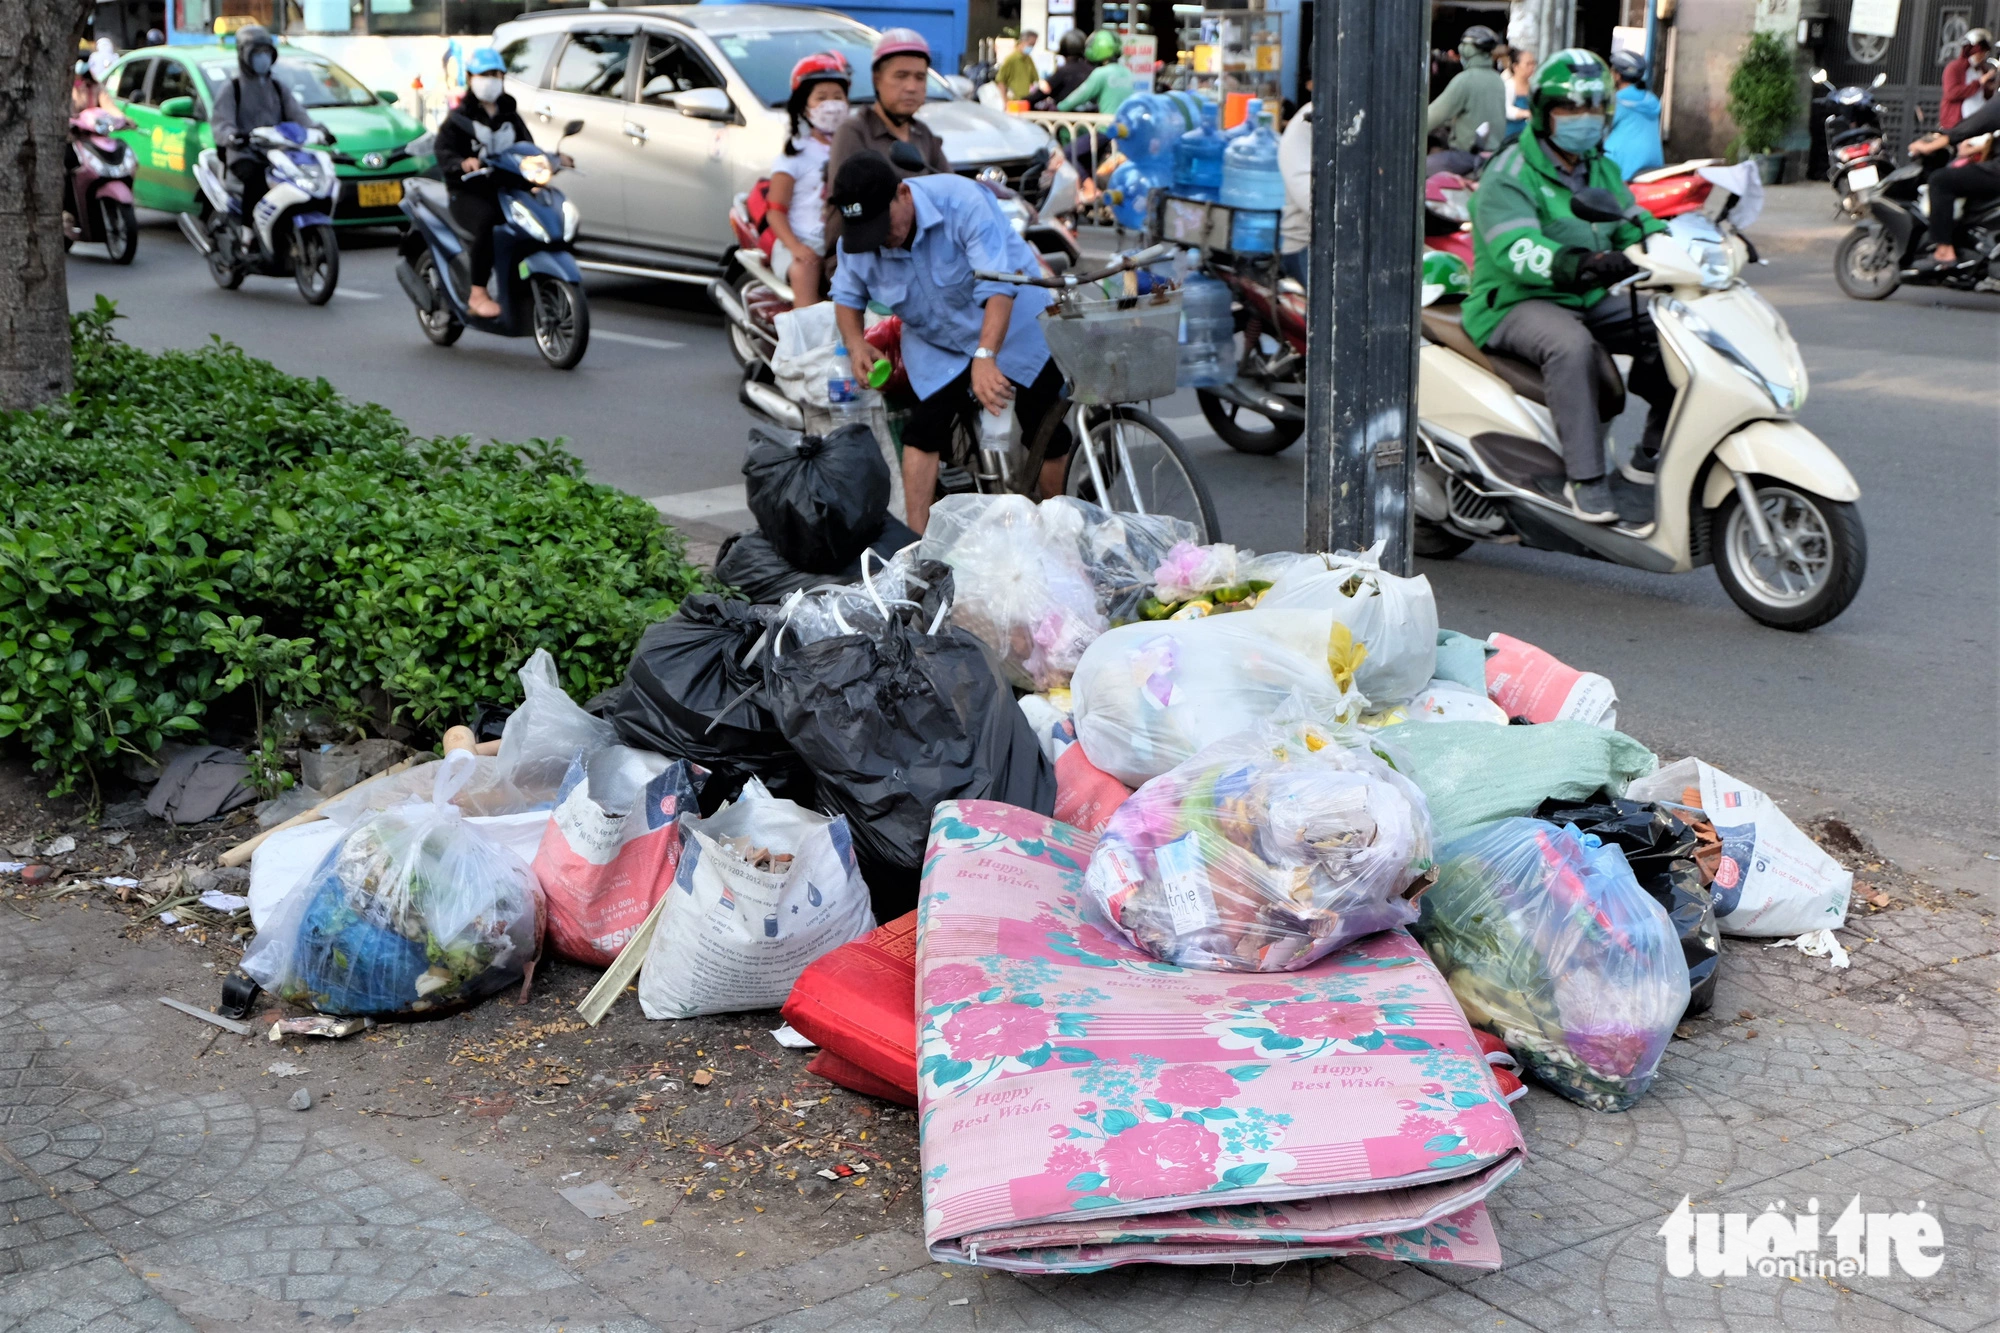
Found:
[596,330,687,350]
[648,484,749,521]
[333,288,382,300]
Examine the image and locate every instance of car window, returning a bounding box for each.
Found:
[152,60,202,115]
[272,57,377,108]
[113,59,154,105]
[638,33,722,105]
[500,31,561,85]
[551,32,634,100]
[199,62,233,94]
[709,27,954,106]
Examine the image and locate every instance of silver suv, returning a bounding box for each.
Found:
[492,3,1054,283]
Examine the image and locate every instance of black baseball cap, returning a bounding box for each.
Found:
[831,151,900,252]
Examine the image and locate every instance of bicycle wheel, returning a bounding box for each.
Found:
[1067,406,1220,542]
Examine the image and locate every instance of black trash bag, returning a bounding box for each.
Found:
[766,615,1057,920]
[608,595,816,813]
[716,514,921,605]
[1537,792,1720,1016]
[743,422,891,574]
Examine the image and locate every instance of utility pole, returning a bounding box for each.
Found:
[1301,0,1429,572]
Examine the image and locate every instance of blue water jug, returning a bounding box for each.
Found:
[1173,97,1226,197]
[1176,272,1233,388]
[1106,159,1160,231]
[1221,110,1285,253]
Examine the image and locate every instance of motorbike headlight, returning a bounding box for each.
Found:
[519,154,553,187]
[507,196,550,243]
[561,198,580,242]
[1661,297,1800,414]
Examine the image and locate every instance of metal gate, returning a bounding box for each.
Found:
[1820,0,1993,149]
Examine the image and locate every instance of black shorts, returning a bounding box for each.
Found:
[902,356,1072,459]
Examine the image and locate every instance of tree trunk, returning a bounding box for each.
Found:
[0,0,90,409]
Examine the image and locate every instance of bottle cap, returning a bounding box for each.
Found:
[864,357,893,389]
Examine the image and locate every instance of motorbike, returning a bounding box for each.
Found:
[1834,145,2000,299]
[181,123,341,304]
[394,124,591,370]
[63,107,138,265]
[1812,69,1891,217]
[1414,188,1865,631]
[1424,170,1477,267]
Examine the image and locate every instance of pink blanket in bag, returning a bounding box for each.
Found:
[917,801,1526,1273]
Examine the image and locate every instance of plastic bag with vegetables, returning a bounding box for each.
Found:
[1143,541,1312,620]
[1083,715,1435,971]
[1414,818,1690,1112]
[242,751,545,1016]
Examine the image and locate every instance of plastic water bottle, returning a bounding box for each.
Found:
[1221,110,1285,253]
[979,398,1015,454]
[1176,272,1233,388]
[1173,98,1226,198]
[828,345,863,423]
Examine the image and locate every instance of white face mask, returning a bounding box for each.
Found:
[807,99,849,133]
[470,75,503,104]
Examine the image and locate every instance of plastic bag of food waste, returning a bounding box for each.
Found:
[1148,540,1311,608]
[1069,608,1368,787]
[241,751,545,1016]
[713,516,920,606]
[1252,542,1439,704]
[916,494,1106,691]
[743,422,891,574]
[1375,720,1657,844]
[1536,793,1720,1016]
[638,778,873,1019]
[1042,497,1198,624]
[1414,818,1690,1112]
[497,649,619,808]
[1083,716,1434,971]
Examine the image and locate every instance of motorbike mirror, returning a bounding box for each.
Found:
[1870,71,1888,88]
[563,118,585,136]
[888,139,928,173]
[159,95,194,119]
[1569,186,1627,223]
[1811,67,1828,83]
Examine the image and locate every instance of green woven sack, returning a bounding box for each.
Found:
[1377,721,1657,843]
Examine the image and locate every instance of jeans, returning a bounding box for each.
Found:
[1484,295,1675,481]
[903,356,1072,459]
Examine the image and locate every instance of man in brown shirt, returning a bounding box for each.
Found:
[824,28,951,246]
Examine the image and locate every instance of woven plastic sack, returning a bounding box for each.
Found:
[1255,544,1441,705]
[1069,609,1367,788]
[1084,717,1434,971]
[1375,720,1656,844]
[242,751,544,1016]
[1415,818,1690,1112]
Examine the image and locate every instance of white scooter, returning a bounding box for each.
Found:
[1414,189,1865,630]
[179,122,341,305]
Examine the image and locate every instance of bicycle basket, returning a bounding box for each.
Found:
[1038,290,1184,405]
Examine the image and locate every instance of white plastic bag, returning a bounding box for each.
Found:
[1624,758,1851,937]
[1366,679,1509,728]
[638,778,873,1019]
[1253,542,1439,704]
[497,649,619,807]
[249,810,551,932]
[1070,609,1365,787]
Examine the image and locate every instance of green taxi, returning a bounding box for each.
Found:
[105,43,434,226]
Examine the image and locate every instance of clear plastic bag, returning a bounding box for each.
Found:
[242,751,545,1016]
[769,553,955,651]
[496,649,619,808]
[1147,540,1313,611]
[1414,818,1690,1112]
[1083,716,1434,972]
[1039,497,1197,625]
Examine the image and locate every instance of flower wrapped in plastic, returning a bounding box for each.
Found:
[1082,715,1435,972]
[242,751,545,1015]
[1414,818,1691,1112]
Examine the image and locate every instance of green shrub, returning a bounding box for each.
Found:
[0,299,706,797]
[1727,30,1798,156]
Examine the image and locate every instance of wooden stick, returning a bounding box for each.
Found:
[577,893,670,1026]
[218,755,422,868]
[158,996,252,1036]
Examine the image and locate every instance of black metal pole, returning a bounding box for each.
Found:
[1302,0,1428,574]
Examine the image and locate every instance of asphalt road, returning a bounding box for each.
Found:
[64,186,1999,875]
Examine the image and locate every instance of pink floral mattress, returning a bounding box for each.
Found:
[916,801,1526,1274]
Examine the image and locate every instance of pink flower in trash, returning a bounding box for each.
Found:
[1265,1000,1377,1042]
[1226,982,1294,1002]
[1155,1064,1239,1108]
[1096,1119,1222,1198]
[927,963,990,1003]
[942,1003,1052,1061]
[1449,1099,1519,1157]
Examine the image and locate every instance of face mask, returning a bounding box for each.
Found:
[248,51,273,76]
[807,98,849,133]
[1550,113,1605,153]
[470,75,503,104]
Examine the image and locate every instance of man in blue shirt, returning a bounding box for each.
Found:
[830,152,1071,533]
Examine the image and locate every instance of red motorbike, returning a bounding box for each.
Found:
[63,107,138,265]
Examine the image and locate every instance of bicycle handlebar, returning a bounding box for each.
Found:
[972,240,1180,289]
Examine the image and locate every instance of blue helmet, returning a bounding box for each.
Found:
[466,47,506,76]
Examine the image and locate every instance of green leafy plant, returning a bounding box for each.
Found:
[0,303,707,797]
[1727,30,1798,157]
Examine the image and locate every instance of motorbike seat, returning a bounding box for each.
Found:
[1421,303,1625,418]
[402,177,479,243]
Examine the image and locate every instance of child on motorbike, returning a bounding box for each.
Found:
[766,53,852,307]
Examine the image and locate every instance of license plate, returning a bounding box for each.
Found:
[356,179,402,208]
[1845,164,1879,193]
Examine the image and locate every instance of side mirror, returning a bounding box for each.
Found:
[1570,186,1627,223]
[1870,71,1888,89]
[670,86,733,121]
[376,89,399,104]
[564,118,585,136]
[159,95,195,118]
[1810,67,1828,83]
[944,73,976,99]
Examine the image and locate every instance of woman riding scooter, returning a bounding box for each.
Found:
[435,49,539,319]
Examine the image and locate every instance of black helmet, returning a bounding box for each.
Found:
[1058,28,1088,59]
[1609,49,1649,86]
[1461,25,1501,54]
[235,24,277,76]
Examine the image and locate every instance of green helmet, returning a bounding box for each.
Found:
[1421,250,1471,307]
[1529,47,1611,136]
[1085,29,1120,63]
